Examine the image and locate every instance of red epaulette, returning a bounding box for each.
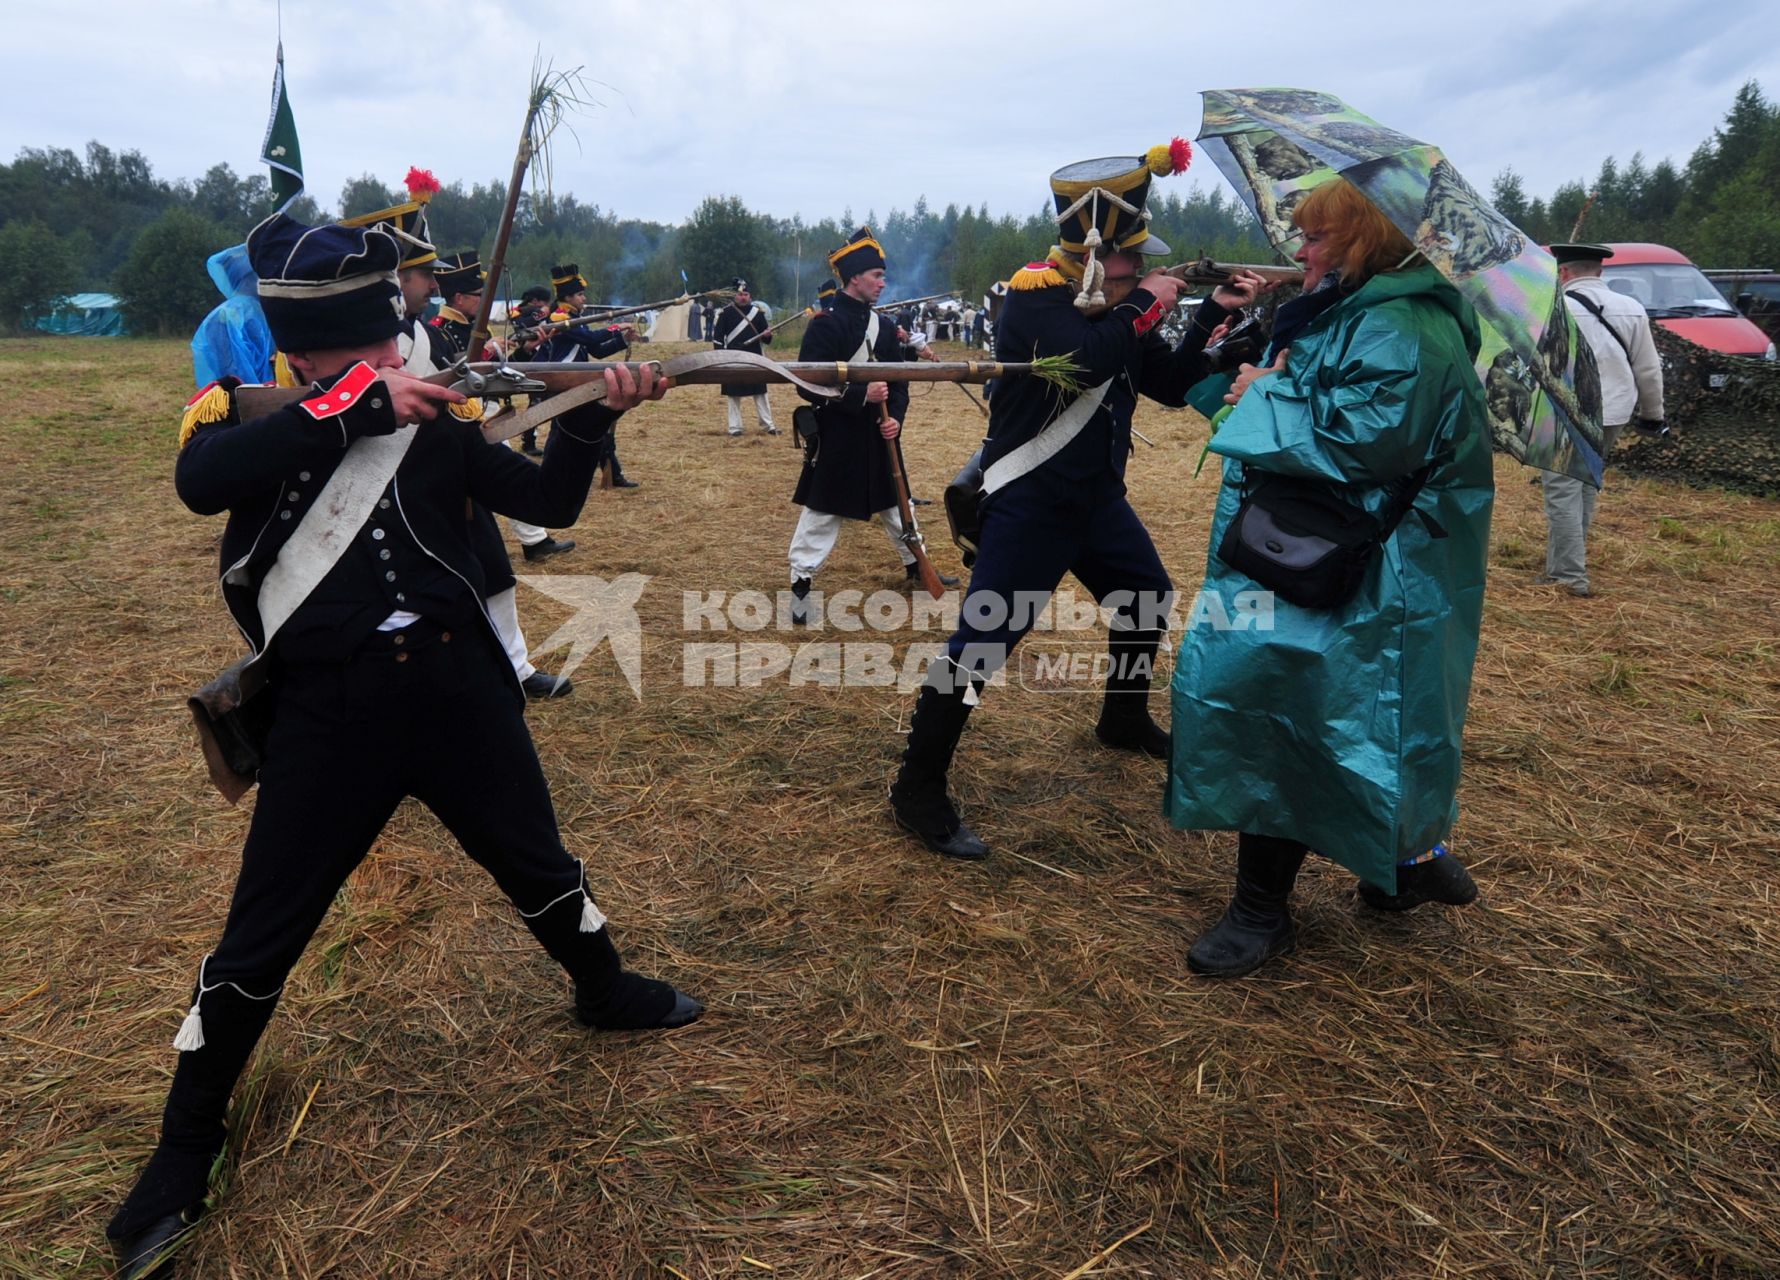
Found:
[297,362,380,420]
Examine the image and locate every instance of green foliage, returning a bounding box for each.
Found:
[337,174,399,220]
[1500,79,1780,263]
[679,195,771,296]
[113,209,234,337]
[0,220,75,332]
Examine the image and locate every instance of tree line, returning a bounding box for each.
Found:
[2,80,1776,337]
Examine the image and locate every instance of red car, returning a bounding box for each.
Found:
[1596,243,1777,389]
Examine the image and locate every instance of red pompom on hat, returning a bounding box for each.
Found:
[405,167,441,202]
[1145,138,1193,177]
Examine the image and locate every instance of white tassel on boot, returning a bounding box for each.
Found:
[169,954,280,1054]
[173,1001,206,1052]
[580,893,608,934]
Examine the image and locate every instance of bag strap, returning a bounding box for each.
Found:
[1565,287,1635,364]
[1376,463,1439,540]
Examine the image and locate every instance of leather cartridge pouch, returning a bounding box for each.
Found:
[943,447,987,568]
[188,655,274,806]
[791,404,821,459]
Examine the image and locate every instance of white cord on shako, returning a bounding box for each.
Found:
[1053,185,1144,311]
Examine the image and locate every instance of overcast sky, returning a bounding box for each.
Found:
[4,0,1776,233]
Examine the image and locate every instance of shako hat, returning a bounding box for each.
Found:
[1049,139,1191,308]
[827,227,886,283]
[551,263,588,301]
[1549,242,1615,265]
[731,277,751,293]
[434,250,485,300]
[247,211,406,352]
[815,277,837,312]
[338,166,441,270]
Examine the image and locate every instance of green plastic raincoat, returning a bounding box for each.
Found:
[1165,265,1495,893]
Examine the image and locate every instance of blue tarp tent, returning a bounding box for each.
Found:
[33,293,126,337]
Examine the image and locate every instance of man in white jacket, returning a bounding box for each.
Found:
[1542,243,1667,597]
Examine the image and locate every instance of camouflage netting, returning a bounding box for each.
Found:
[1615,327,1780,497]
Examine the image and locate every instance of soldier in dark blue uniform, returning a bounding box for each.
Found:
[105,214,693,1278]
[889,143,1266,861]
[787,229,958,624]
[713,277,778,436]
[542,263,640,489]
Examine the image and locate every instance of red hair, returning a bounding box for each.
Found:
[1293,179,1414,287]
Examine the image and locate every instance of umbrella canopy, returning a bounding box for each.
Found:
[1198,88,1605,486]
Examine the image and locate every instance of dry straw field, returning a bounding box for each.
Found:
[3,335,1778,1279]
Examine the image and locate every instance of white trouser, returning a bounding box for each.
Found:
[504,440,550,545]
[726,393,776,435]
[484,585,536,680]
[788,506,914,580]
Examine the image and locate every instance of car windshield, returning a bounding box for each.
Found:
[1601,263,1738,317]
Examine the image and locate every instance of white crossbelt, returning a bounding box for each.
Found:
[980,380,1111,495]
[254,426,418,643]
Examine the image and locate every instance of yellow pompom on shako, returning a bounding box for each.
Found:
[1048,138,1192,309]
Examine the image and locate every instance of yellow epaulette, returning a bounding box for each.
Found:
[273,351,300,388]
[1008,261,1068,291]
[449,397,485,421]
[179,380,237,446]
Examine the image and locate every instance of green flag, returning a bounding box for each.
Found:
[260,42,303,211]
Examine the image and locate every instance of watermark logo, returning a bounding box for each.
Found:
[519,577,1272,695]
[519,573,649,697]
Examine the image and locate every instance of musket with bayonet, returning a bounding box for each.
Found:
[233,351,1081,445]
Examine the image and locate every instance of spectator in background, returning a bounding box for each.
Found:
[1539,243,1666,598]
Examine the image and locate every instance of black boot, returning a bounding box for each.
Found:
[108,982,281,1278]
[1094,628,1169,758]
[1358,843,1478,912]
[889,681,989,860]
[521,428,542,457]
[904,560,960,589]
[790,577,813,626]
[1188,834,1308,977]
[520,894,702,1031]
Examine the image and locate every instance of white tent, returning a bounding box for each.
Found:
[650,301,692,343]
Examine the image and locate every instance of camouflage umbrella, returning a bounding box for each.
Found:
[1197,87,1605,486]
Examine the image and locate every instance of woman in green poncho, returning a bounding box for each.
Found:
[1167,179,1495,978]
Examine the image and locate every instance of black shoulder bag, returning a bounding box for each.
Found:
[1216,462,1441,610]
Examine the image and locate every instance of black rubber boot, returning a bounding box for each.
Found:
[1358,844,1478,912]
[1188,834,1308,978]
[1094,628,1170,759]
[520,894,702,1031]
[108,983,281,1278]
[889,681,989,860]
